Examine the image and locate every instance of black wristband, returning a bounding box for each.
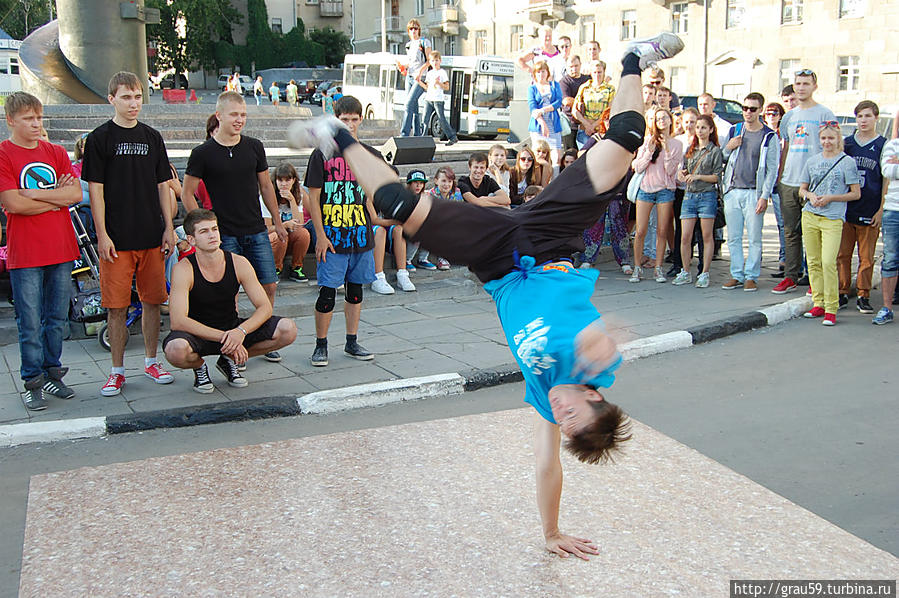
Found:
[334,128,357,153]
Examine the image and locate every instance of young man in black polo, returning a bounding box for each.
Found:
[181,91,287,363]
[83,71,176,397]
[458,153,510,208]
[163,209,297,392]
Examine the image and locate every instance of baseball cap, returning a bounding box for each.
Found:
[406,169,427,183]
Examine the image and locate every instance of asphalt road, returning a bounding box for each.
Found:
[1,317,896,595]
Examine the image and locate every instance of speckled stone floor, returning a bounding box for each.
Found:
[19,410,898,597]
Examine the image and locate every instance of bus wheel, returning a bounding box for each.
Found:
[365,106,375,120]
[429,114,446,140]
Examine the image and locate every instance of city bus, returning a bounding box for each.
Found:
[342,53,513,139]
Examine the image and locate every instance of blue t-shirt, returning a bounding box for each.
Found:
[484,256,622,423]
[780,104,836,186]
[800,152,860,221]
[844,134,886,225]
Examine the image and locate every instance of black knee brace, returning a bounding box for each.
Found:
[345,282,363,304]
[604,111,646,154]
[315,286,337,313]
[373,182,418,222]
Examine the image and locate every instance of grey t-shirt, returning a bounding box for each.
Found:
[733,127,765,188]
[800,152,860,221]
[405,38,432,74]
[780,103,836,186]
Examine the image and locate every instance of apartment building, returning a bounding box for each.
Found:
[350,0,898,115]
[264,0,349,37]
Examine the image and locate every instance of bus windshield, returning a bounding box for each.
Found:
[472,74,511,109]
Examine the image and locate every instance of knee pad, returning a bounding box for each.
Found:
[344,282,363,304]
[605,111,646,154]
[373,183,418,222]
[315,286,337,313]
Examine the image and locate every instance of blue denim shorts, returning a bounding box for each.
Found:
[881,209,899,278]
[220,231,278,285]
[681,190,719,219]
[636,188,675,204]
[316,250,376,288]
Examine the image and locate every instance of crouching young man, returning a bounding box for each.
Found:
[288,32,684,559]
[163,209,297,393]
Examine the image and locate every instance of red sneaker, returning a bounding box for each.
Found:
[144,363,174,384]
[822,313,836,326]
[100,373,125,396]
[803,306,825,318]
[772,277,798,294]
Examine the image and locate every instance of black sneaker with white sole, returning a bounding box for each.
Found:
[193,363,215,394]
[43,367,75,399]
[311,344,328,367]
[838,294,849,310]
[344,340,374,361]
[856,296,874,314]
[263,351,282,362]
[215,355,248,388]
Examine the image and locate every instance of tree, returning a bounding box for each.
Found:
[309,27,351,68]
[0,0,54,40]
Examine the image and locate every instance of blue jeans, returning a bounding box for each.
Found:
[10,261,73,381]
[724,188,764,281]
[220,231,278,285]
[401,74,425,137]
[882,209,899,278]
[771,192,786,262]
[422,100,456,140]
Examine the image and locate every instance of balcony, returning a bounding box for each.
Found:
[527,0,566,22]
[376,16,406,44]
[320,0,342,17]
[426,5,459,36]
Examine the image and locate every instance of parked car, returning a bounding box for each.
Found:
[159,74,188,89]
[678,95,743,125]
[312,80,340,105]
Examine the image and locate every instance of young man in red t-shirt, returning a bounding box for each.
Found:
[0,93,82,410]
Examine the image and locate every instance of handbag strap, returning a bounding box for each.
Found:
[809,154,846,194]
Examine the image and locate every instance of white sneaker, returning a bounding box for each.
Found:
[286,115,347,158]
[654,266,667,283]
[624,32,686,70]
[671,269,692,285]
[621,264,634,275]
[396,270,416,292]
[695,272,710,288]
[371,274,395,295]
[629,266,643,283]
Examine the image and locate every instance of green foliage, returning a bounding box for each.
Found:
[309,27,352,68]
[0,0,54,40]
[146,0,241,75]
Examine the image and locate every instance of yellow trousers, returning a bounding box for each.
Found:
[802,211,844,314]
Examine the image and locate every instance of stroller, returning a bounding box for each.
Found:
[67,206,145,350]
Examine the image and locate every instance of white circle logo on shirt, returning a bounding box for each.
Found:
[19,162,57,190]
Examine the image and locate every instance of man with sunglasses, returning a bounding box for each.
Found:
[773,69,835,294]
[398,19,431,137]
[721,92,781,291]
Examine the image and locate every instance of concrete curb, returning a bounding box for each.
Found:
[0,295,815,447]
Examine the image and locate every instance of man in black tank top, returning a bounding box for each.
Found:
[162,210,297,393]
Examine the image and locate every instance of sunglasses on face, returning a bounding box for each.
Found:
[519,156,533,162]
[795,68,815,77]
[408,26,419,31]
[819,120,840,129]
[741,105,759,112]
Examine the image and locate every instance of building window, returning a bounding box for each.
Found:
[271,17,282,34]
[779,58,800,91]
[671,3,688,34]
[9,56,18,75]
[389,42,401,54]
[781,0,802,24]
[726,0,746,28]
[306,0,318,4]
[510,25,524,53]
[475,30,488,55]
[416,0,425,16]
[446,35,457,55]
[838,56,860,91]
[839,0,864,17]
[580,15,595,45]
[620,10,636,41]
[669,66,686,93]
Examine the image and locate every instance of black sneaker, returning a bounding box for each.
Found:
[263,351,282,362]
[666,264,680,278]
[838,294,849,310]
[770,271,785,279]
[215,355,248,388]
[797,274,809,286]
[856,296,874,314]
[43,367,75,399]
[289,267,308,283]
[193,363,214,394]
[345,340,374,361]
[311,344,329,367]
[22,376,48,411]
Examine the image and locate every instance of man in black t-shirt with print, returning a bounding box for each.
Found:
[182,91,287,362]
[83,71,176,398]
[458,153,510,208]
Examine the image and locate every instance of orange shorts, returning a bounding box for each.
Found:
[99,247,168,308]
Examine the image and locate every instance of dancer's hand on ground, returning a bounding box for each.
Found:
[545,532,599,561]
[573,323,619,380]
[315,237,335,263]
